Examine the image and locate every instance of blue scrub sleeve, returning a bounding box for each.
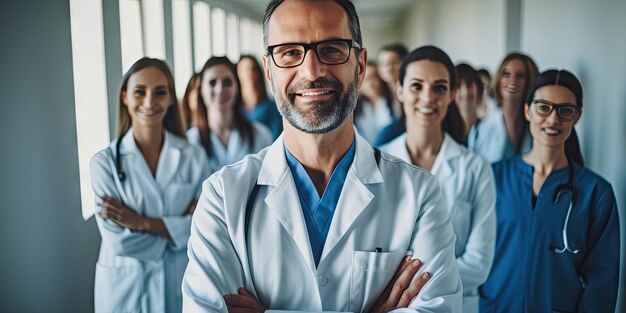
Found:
[577,184,620,312]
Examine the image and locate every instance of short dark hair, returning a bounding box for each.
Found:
[456,63,484,102]
[263,0,362,49]
[378,42,408,59]
[398,45,456,88]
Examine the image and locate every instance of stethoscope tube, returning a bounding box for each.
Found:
[548,159,581,254]
[115,130,127,182]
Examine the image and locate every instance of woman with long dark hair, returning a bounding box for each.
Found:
[480,70,620,312]
[380,46,496,313]
[237,54,283,139]
[188,56,273,172]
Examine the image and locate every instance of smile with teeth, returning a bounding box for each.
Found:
[504,86,519,93]
[298,90,333,97]
[138,108,163,116]
[416,107,438,114]
[543,128,562,135]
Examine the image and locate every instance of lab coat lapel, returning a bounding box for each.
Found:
[119,129,159,191]
[432,134,460,183]
[155,131,181,191]
[320,133,383,263]
[259,136,316,274]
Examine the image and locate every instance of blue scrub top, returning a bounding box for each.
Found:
[479,156,620,313]
[374,117,405,147]
[242,99,283,140]
[285,141,356,267]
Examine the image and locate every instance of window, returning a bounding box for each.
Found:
[211,7,226,57]
[227,13,239,61]
[172,0,193,97]
[141,0,166,59]
[69,0,111,220]
[193,1,211,71]
[119,0,144,72]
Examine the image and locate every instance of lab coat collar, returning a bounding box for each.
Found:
[431,133,464,182]
[319,131,383,263]
[257,129,383,186]
[258,134,316,274]
[257,129,384,272]
[116,129,183,191]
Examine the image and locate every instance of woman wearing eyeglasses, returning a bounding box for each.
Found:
[187,56,273,172]
[479,70,620,313]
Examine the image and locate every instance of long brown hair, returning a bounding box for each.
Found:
[117,57,185,138]
[195,56,254,158]
[492,52,539,154]
[179,72,201,130]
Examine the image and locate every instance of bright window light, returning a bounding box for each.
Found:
[211,7,226,57]
[120,0,144,73]
[172,0,193,98]
[69,0,111,220]
[227,13,239,61]
[141,0,166,59]
[193,1,211,71]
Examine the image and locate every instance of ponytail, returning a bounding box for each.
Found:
[565,128,584,166]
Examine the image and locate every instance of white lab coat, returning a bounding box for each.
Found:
[467,110,531,164]
[182,132,462,312]
[380,133,496,313]
[187,122,273,172]
[90,130,211,313]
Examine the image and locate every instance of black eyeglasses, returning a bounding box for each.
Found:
[266,39,361,68]
[531,99,579,121]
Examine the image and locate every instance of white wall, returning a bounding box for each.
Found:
[399,0,507,72]
[362,24,404,61]
[0,0,100,311]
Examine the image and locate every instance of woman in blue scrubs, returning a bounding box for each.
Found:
[479,70,620,312]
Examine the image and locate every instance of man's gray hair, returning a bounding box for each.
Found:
[262,0,362,51]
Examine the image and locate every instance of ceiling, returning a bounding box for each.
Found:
[224,0,416,29]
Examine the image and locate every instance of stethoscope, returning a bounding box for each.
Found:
[114,130,127,182]
[547,159,581,254]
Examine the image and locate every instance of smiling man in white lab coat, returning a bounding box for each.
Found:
[182,1,462,312]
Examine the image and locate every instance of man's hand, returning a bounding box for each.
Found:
[369,256,431,312]
[224,288,266,313]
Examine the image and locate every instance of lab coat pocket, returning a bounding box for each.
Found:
[350,250,406,313]
[165,183,196,215]
[451,200,472,250]
[95,262,142,313]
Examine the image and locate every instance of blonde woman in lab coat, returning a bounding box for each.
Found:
[380,46,496,313]
[90,58,211,313]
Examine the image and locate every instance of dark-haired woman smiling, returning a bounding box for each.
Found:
[479,70,620,313]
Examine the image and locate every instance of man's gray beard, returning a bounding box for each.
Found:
[273,74,359,134]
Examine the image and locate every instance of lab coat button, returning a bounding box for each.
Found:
[317,274,328,286]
